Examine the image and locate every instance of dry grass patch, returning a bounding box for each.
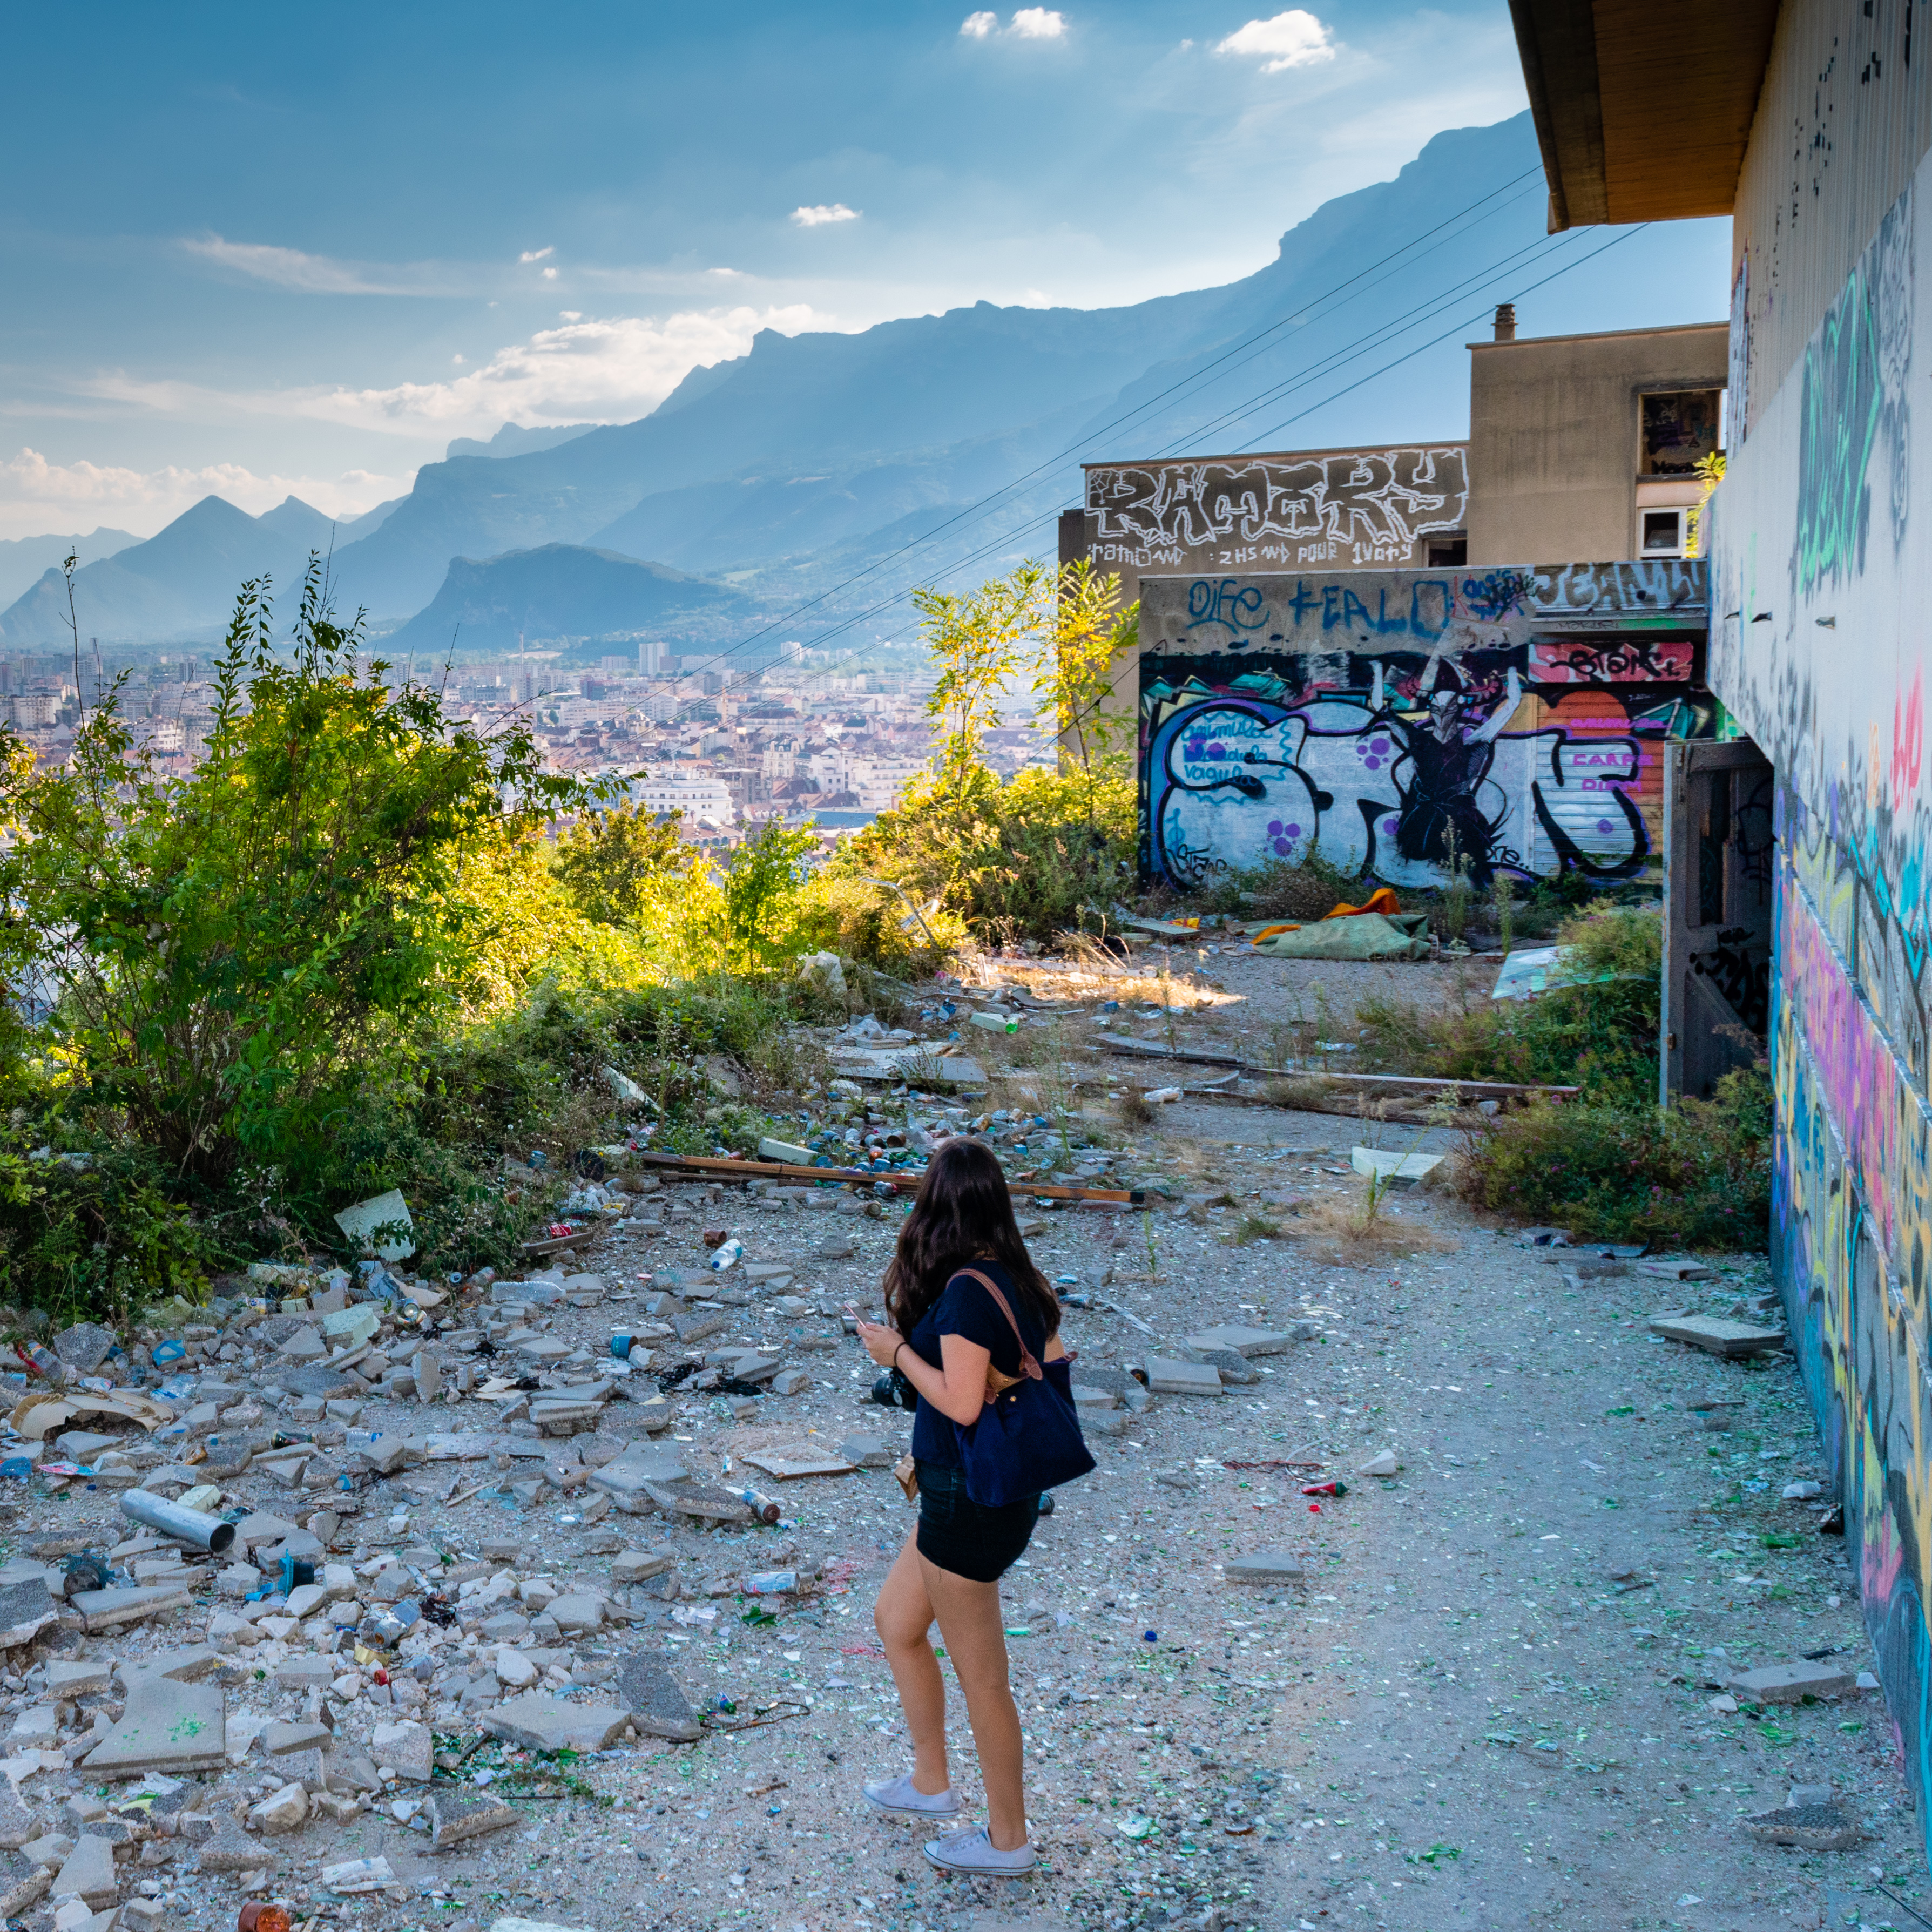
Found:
[1288,1184,1458,1264]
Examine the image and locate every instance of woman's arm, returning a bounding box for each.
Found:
[856,1320,992,1426]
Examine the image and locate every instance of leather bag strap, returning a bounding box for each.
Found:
[955,1268,1044,1383]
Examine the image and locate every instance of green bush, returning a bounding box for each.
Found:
[1455,1063,1773,1248]
[833,760,1135,948]
[1356,901,1663,1108]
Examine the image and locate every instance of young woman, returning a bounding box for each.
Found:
[854,1136,1068,1877]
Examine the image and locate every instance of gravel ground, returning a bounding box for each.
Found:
[0,954,1904,1932]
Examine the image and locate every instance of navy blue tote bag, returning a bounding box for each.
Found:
[951,1268,1096,1506]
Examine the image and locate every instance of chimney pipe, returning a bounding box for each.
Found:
[1494,302,1517,342]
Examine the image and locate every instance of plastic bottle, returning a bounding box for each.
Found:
[708,1237,744,1273]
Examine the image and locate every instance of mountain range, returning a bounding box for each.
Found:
[0,113,1720,657]
[0,528,139,612]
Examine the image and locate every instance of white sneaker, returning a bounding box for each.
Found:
[863,1771,961,1819]
[923,1825,1038,1875]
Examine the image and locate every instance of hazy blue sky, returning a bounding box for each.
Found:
[0,2,1728,541]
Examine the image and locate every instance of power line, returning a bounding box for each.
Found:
[663,219,1583,711]
[643,169,1550,687]
[668,221,1657,749]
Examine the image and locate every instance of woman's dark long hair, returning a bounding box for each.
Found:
[882,1137,1060,1337]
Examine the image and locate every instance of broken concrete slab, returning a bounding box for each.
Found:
[482,1694,631,1754]
[247,1782,307,1834]
[429,1790,520,1849]
[1355,1449,1402,1477]
[49,1836,117,1909]
[264,1721,332,1757]
[614,1651,701,1742]
[837,1435,898,1469]
[70,1585,191,1634]
[1647,1314,1787,1358]
[1730,1660,1855,1703]
[333,1188,414,1263]
[79,1676,224,1779]
[610,1549,675,1584]
[1740,1802,1863,1849]
[52,1326,117,1376]
[645,1480,752,1523]
[1144,1357,1222,1397]
[1349,1146,1443,1186]
[1184,1325,1293,1357]
[369,1720,433,1782]
[191,1820,267,1874]
[0,1579,60,1650]
[1225,1551,1307,1585]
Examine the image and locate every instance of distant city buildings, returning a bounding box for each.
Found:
[0,639,1059,851]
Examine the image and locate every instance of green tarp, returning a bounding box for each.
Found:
[1249,911,1431,962]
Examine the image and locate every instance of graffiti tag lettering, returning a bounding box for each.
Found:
[1088,447,1469,565]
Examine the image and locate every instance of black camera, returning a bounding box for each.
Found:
[869,1367,919,1410]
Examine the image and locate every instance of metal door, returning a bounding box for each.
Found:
[1661,738,1775,1102]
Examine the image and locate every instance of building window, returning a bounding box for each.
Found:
[1641,508,1687,555]
[1425,536,1468,566]
[1640,389,1722,475]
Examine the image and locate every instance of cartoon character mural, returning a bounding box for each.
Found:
[1137,564,1710,890]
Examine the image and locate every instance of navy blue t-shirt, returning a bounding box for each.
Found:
[905,1260,1050,1467]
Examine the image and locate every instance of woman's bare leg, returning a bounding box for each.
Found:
[918,1553,1027,1848]
[875,1534,950,1794]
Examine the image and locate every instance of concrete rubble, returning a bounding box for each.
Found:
[0,959,1910,1931]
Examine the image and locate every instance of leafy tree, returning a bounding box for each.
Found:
[555,801,695,926]
[0,558,598,1184]
[915,562,1052,798]
[1035,558,1138,794]
[720,818,821,970]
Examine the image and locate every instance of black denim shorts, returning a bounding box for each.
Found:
[915,1458,1041,1584]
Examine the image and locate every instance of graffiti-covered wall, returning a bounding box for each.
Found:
[1710,129,1932,1858]
[1078,446,1469,608]
[1136,563,1710,890]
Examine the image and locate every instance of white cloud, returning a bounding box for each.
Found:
[791,203,860,228]
[0,447,409,542]
[542,266,559,279]
[1215,10,1337,71]
[181,235,438,296]
[519,246,555,263]
[961,9,1064,40]
[299,305,827,435]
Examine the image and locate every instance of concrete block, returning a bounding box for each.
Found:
[247,1783,307,1834]
[1144,1356,1222,1397]
[71,1586,191,1634]
[1647,1314,1786,1358]
[1730,1660,1856,1704]
[837,1435,897,1469]
[1225,1550,1306,1585]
